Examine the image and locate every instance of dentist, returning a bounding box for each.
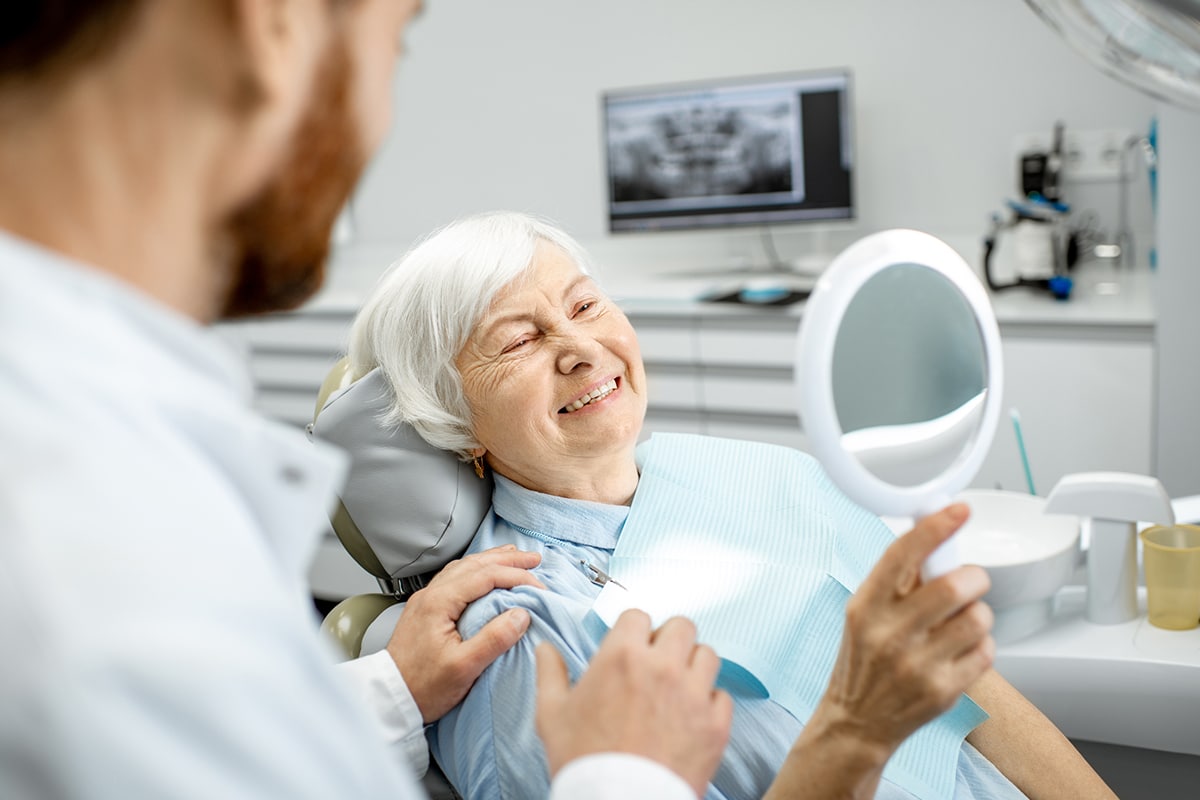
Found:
[0,2,724,797]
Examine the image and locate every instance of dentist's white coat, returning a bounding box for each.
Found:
[0,231,690,800]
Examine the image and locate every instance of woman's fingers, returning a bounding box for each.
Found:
[929,597,995,661]
[861,504,971,605]
[904,565,992,631]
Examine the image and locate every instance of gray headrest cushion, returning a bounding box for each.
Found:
[311,368,492,579]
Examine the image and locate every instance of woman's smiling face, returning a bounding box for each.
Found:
[454,241,647,500]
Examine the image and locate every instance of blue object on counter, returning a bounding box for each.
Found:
[1048,275,1073,300]
[1010,195,1070,216]
[1148,116,1159,216]
[1148,116,1158,270]
[1010,408,1037,495]
[738,284,793,304]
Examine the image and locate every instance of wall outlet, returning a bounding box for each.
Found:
[1013,128,1133,183]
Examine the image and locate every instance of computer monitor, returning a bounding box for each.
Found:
[603,69,854,234]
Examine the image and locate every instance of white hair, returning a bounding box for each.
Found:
[347,211,595,458]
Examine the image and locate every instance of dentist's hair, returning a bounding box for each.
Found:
[0,2,147,85]
[347,210,594,458]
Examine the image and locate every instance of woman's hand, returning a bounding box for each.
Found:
[825,503,995,754]
[536,610,733,798]
[386,545,545,724]
[766,504,995,799]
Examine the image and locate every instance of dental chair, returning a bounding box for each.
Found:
[307,357,492,799]
[309,357,492,659]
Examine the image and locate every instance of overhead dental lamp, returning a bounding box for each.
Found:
[1023,0,1200,109]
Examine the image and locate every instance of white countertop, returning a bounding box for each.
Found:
[995,585,1200,756]
[984,263,1156,328]
[587,261,1156,328]
[302,243,1157,329]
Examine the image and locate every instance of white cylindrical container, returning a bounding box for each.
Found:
[1084,518,1140,624]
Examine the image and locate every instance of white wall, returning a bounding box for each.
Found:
[1153,104,1200,497]
[332,0,1156,284]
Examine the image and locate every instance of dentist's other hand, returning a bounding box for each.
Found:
[825,503,994,756]
[536,610,732,798]
[388,545,544,723]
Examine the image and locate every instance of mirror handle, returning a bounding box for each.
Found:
[920,535,963,582]
[916,493,962,581]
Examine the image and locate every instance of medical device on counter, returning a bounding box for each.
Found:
[983,196,1077,300]
[983,118,1081,301]
[1020,120,1065,204]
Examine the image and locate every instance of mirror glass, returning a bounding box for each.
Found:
[795,229,1003,578]
[831,263,987,487]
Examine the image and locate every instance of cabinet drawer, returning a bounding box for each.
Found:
[250,352,343,391]
[642,409,705,440]
[646,366,702,411]
[701,368,797,415]
[697,316,798,368]
[631,317,697,365]
[254,389,319,428]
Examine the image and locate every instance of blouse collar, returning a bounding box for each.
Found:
[491,473,630,550]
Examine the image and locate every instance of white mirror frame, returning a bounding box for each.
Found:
[795,229,1004,577]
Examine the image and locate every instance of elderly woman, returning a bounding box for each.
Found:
[347,212,1112,800]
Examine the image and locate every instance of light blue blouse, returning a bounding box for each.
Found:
[429,473,1026,800]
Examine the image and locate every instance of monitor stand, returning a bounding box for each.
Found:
[662,262,815,278]
[657,226,840,280]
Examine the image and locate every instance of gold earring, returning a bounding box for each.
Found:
[473,456,485,480]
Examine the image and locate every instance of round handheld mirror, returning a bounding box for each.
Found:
[795,229,1004,579]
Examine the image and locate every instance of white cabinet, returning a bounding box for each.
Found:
[627,308,809,451]
[974,325,1155,493]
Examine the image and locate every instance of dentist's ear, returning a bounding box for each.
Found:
[228,0,326,108]
[210,0,329,208]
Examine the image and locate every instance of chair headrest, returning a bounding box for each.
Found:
[310,366,492,582]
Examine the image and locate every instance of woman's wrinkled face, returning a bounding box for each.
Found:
[455,243,647,491]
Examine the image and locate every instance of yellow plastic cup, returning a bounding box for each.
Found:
[1140,524,1200,631]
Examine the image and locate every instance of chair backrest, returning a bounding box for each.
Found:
[309,358,493,596]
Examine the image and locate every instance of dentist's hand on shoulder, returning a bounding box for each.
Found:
[535,610,733,798]
[387,544,545,724]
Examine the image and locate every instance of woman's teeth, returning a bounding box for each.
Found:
[562,379,618,413]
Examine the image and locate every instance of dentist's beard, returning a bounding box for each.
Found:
[217,35,365,319]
